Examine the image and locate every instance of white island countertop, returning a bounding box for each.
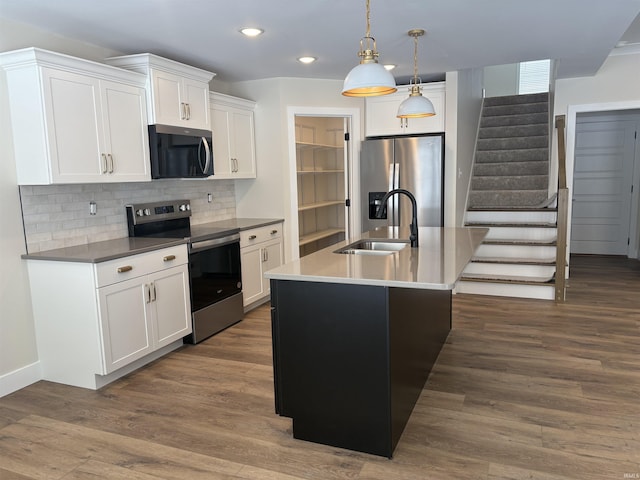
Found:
[265,227,488,290]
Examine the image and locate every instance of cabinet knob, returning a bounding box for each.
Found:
[249,235,257,240]
[270,230,278,235]
[163,255,176,262]
[117,265,133,273]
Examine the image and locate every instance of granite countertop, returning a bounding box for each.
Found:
[22,217,284,263]
[265,227,488,290]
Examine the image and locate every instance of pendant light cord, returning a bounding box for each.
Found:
[413,33,418,84]
[365,0,371,38]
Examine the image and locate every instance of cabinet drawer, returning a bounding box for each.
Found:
[240,224,283,248]
[95,244,188,287]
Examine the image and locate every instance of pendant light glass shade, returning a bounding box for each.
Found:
[397,29,435,118]
[342,0,397,97]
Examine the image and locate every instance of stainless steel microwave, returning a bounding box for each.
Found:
[148,124,213,179]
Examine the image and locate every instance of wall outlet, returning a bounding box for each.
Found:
[207,193,213,203]
[89,201,97,215]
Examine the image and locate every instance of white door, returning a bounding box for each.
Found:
[571,117,637,255]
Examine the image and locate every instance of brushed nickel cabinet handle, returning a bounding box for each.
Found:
[249,235,257,240]
[117,265,133,273]
[101,153,108,174]
[107,153,114,173]
[163,255,176,262]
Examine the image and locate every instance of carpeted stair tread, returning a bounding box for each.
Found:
[478,124,548,139]
[459,273,555,285]
[472,175,548,191]
[468,190,549,207]
[465,221,557,228]
[481,112,548,128]
[477,135,548,151]
[482,102,548,117]
[483,93,549,106]
[470,256,557,265]
[476,148,548,163]
[482,237,557,246]
[474,161,549,176]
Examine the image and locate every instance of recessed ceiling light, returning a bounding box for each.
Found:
[384,64,396,71]
[298,56,317,64]
[240,27,264,37]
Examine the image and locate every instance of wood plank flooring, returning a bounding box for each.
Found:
[1,254,639,479]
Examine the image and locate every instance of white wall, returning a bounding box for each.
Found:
[0,18,126,395]
[446,68,484,226]
[484,63,519,97]
[553,47,640,257]
[228,78,363,262]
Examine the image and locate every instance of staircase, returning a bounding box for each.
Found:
[457,92,558,300]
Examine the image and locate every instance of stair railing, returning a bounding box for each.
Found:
[554,115,569,302]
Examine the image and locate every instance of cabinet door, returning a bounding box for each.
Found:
[42,68,104,182]
[262,240,284,298]
[151,70,184,126]
[240,243,265,306]
[151,264,192,348]
[211,106,233,177]
[231,108,257,178]
[100,80,150,181]
[97,278,153,374]
[183,78,211,130]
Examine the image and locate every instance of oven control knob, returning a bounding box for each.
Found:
[144,208,151,216]
[179,204,190,212]
[136,209,145,217]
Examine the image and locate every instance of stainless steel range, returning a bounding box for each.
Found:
[126,199,243,343]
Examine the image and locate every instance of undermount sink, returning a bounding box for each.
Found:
[334,239,409,255]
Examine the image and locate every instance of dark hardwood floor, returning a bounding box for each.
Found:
[1,254,639,479]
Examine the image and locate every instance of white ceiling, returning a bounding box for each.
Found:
[2,0,640,84]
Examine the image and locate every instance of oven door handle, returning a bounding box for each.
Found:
[190,233,240,253]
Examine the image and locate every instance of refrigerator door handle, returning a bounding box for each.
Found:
[392,162,400,226]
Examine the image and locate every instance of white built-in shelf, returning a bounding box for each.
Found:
[296,141,343,153]
[298,200,344,212]
[297,169,344,174]
[299,228,345,247]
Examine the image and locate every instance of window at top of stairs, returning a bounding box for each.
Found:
[518,59,551,94]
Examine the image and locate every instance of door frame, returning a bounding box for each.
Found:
[286,106,362,260]
[566,101,640,258]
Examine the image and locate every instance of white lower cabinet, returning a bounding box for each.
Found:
[27,244,191,389]
[240,224,284,308]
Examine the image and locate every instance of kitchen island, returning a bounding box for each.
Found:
[265,227,486,457]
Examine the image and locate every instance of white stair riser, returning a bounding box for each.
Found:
[455,281,555,300]
[464,262,555,277]
[466,210,557,224]
[475,244,556,259]
[483,227,556,242]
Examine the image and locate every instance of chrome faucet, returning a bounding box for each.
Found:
[375,188,419,247]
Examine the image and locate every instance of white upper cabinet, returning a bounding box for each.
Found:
[365,82,446,137]
[0,48,150,185]
[210,92,257,179]
[106,53,214,130]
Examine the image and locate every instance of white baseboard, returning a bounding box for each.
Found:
[0,361,41,398]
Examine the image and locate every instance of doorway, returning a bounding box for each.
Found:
[569,110,640,258]
[287,107,361,259]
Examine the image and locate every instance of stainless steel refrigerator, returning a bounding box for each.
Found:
[360,134,444,233]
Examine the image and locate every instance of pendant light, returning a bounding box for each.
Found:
[342,0,397,97]
[397,29,435,118]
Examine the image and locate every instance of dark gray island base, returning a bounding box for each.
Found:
[270,279,451,458]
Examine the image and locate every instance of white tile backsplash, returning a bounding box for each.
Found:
[20,179,237,253]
